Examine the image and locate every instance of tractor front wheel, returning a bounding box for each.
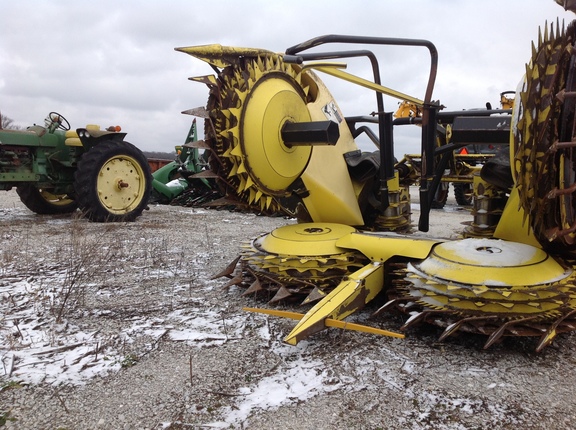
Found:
[74,141,152,222]
[16,185,78,215]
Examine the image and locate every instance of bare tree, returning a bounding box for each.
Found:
[0,112,21,130]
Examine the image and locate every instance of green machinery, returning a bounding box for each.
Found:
[151,118,216,206]
[0,112,152,221]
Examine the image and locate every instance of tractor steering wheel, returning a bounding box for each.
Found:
[48,112,71,131]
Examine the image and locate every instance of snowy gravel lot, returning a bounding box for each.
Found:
[1,188,575,429]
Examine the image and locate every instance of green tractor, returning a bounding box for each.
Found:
[0,111,152,222]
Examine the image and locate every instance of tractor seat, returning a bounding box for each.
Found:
[65,124,101,147]
[344,150,381,182]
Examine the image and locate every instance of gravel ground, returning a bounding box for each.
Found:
[1,188,575,430]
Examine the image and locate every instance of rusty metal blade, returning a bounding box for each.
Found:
[400,310,445,330]
[183,139,211,150]
[371,298,406,317]
[439,320,466,341]
[181,107,210,118]
[211,255,241,279]
[438,316,497,342]
[221,275,243,290]
[242,278,264,296]
[201,197,248,208]
[187,76,218,87]
[484,316,538,349]
[301,287,326,305]
[190,170,221,179]
[536,309,576,352]
[268,286,293,303]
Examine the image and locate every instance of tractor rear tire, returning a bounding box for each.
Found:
[16,185,78,215]
[431,183,449,209]
[74,140,152,222]
[454,183,473,206]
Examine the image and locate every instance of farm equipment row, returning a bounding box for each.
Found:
[176,9,576,350]
[5,3,576,352]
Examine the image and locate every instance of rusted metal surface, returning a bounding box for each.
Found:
[147,158,172,173]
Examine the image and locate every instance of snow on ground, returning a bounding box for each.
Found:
[2,190,576,429]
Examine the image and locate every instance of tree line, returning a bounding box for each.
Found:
[0,113,21,130]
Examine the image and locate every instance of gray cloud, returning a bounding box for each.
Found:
[1,0,573,153]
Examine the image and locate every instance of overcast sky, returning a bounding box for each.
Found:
[1,1,574,155]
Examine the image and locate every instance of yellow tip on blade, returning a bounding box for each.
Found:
[175,45,276,68]
[242,306,404,345]
[281,263,385,344]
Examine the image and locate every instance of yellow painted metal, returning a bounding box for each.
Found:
[493,186,541,248]
[256,223,356,256]
[405,268,576,318]
[240,223,368,290]
[206,54,311,211]
[284,262,384,345]
[96,155,147,214]
[413,238,571,287]
[184,49,367,220]
[500,92,515,110]
[39,190,75,207]
[336,232,439,261]
[300,155,365,225]
[298,70,365,226]
[65,125,100,147]
[300,62,349,74]
[310,64,425,106]
[394,101,422,119]
[185,26,576,349]
[243,307,404,339]
[175,44,275,68]
[240,76,312,194]
[64,130,82,147]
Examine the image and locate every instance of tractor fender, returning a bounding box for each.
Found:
[76,127,127,150]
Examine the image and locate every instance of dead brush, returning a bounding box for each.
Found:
[0,229,33,276]
[51,217,121,322]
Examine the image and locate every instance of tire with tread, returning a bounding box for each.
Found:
[454,183,473,206]
[16,184,77,215]
[74,140,152,222]
[430,183,449,209]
